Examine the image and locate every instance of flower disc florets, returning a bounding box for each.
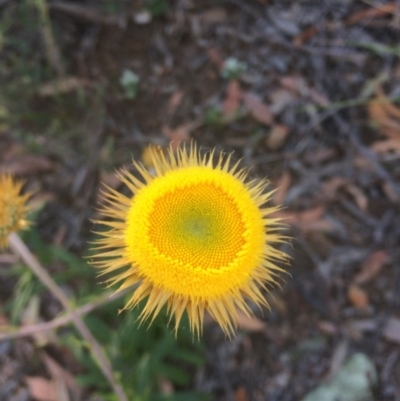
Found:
[92,143,288,336]
[0,175,32,248]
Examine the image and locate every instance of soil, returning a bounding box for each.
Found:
[1,1,400,400]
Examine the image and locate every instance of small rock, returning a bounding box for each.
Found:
[134,10,152,24]
[301,353,377,401]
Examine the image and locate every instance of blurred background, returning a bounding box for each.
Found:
[1,0,400,400]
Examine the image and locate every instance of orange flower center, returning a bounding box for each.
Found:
[147,183,246,270]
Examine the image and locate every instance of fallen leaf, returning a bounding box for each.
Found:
[308,88,329,107]
[38,77,92,96]
[378,91,400,120]
[237,310,266,332]
[348,285,369,310]
[378,120,400,139]
[0,314,9,326]
[296,206,326,224]
[293,21,341,46]
[222,80,242,120]
[323,177,348,198]
[199,8,228,24]
[384,318,400,344]
[26,377,57,401]
[166,90,184,116]
[235,386,249,401]
[243,93,273,125]
[293,26,319,47]
[371,139,400,153]
[354,250,387,285]
[280,76,328,106]
[294,3,398,46]
[100,170,122,190]
[344,183,368,211]
[162,125,190,145]
[381,180,399,202]
[345,3,398,25]
[368,101,388,124]
[158,377,174,395]
[280,76,308,95]
[318,321,338,336]
[368,86,400,139]
[269,89,296,114]
[273,172,291,205]
[42,353,81,399]
[266,124,289,150]
[207,47,224,70]
[28,192,55,211]
[323,178,360,202]
[0,154,54,175]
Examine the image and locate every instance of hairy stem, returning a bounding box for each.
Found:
[0,288,129,341]
[8,232,128,401]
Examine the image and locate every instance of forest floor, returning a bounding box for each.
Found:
[1,1,400,400]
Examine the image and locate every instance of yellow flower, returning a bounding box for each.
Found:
[0,175,32,248]
[92,143,288,336]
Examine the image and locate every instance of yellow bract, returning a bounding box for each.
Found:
[92,144,288,336]
[0,175,31,248]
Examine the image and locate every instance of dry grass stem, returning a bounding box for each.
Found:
[0,288,130,341]
[8,232,128,401]
[32,0,65,76]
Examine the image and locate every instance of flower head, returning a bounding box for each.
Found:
[92,143,288,336]
[0,175,32,248]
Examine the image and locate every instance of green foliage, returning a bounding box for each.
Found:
[4,265,36,324]
[145,0,169,17]
[3,227,97,323]
[120,69,140,100]
[220,58,247,80]
[21,228,96,296]
[204,106,225,126]
[349,41,400,57]
[0,1,107,160]
[61,299,207,401]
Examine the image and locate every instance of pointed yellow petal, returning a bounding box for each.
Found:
[90,142,289,336]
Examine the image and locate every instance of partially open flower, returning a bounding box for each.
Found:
[0,175,32,249]
[92,143,289,336]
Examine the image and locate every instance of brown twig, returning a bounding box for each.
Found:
[49,2,124,26]
[7,233,128,401]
